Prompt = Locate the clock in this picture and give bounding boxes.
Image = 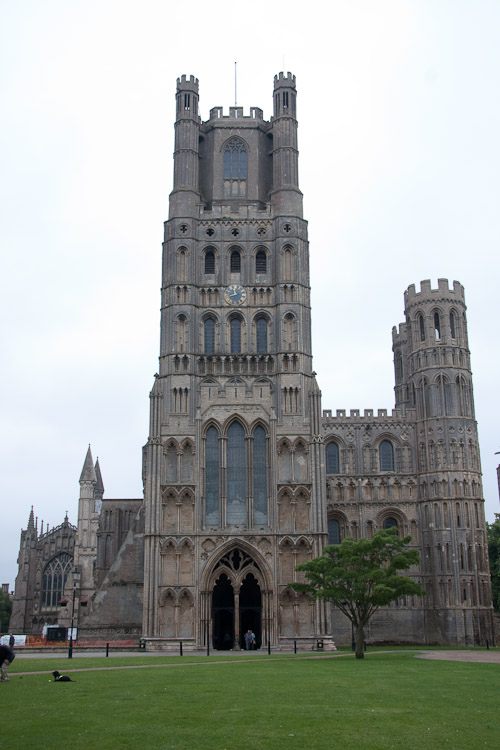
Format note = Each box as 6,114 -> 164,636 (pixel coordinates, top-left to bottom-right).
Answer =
224,284 -> 247,306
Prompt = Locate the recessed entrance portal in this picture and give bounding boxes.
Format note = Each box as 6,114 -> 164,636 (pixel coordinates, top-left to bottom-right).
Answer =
239,573 -> 261,649
211,550 -> 263,650
212,574 -> 234,650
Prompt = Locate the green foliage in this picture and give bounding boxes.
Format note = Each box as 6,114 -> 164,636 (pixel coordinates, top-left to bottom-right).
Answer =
0,587 -> 12,632
487,514 -> 500,611
2,653 -> 500,749
290,529 -> 425,658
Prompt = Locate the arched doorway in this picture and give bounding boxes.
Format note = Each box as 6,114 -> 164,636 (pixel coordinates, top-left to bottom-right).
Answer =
209,548 -> 264,650
239,573 -> 262,649
212,573 -> 234,650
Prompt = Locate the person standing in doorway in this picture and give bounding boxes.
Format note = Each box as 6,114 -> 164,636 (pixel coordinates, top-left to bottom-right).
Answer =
244,629 -> 255,650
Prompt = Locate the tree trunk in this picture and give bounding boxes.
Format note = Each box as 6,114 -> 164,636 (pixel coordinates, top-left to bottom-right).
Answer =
355,623 -> 365,659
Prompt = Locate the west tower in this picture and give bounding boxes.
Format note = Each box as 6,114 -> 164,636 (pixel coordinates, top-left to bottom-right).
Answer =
142,73 -> 332,650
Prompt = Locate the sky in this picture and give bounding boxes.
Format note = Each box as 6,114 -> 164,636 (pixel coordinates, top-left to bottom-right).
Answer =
1,0 -> 499,591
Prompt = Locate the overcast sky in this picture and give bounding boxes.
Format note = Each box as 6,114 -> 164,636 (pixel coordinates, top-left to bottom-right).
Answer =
1,0 -> 499,591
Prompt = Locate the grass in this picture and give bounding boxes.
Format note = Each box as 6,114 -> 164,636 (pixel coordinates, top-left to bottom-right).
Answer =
2,652 -> 499,749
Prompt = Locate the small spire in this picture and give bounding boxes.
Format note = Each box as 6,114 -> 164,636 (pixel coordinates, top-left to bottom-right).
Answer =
64,510 -> 69,523
95,458 -> 105,495
80,445 -> 97,483
27,506 -> 35,532
41,520 -> 44,536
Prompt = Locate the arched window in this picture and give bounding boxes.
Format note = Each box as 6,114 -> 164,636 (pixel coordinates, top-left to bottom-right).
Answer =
328,519 -> 341,545
227,422 -> 246,524
176,314 -> 187,352
256,317 -> 268,354
418,314 -> 425,341
224,139 -> 247,179
434,311 -> 441,340
42,553 -> 73,608
205,427 -> 219,525
326,442 -> 340,474
283,313 -> 295,351
379,440 -> 394,472
230,250 -> 241,272
253,426 -> 268,524
204,318 -> 215,354
256,249 -> 267,274
383,517 -> 398,532
204,250 -> 215,274
449,311 -> 456,339
177,248 -> 187,280
282,246 -> 293,280
230,317 -> 242,353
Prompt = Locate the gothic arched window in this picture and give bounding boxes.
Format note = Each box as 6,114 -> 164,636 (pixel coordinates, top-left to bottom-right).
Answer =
230,250 -> 241,273
42,553 -> 73,608
227,422 -> 246,525
434,311 -> 441,340
449,311 -> 456,339
326,442 -> 340,474
204,318 -> 215,354
283,313 -> 296,351
205,427 -> 219,525
230,317 -> 242,353
224,139 -> 247,179
256,249 -> 267,274
328,519 -> 341,545
256,317 -> 268,354
379,440 -> 394,472
418,314 -> 425,342
204,250 -> 215,274
253,426 -> 268,524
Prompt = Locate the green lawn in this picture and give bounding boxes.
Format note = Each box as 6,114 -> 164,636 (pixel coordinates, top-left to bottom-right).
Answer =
2,652 -> 499,749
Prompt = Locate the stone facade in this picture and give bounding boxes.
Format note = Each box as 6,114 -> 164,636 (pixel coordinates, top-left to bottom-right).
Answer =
10,73 -> 495,648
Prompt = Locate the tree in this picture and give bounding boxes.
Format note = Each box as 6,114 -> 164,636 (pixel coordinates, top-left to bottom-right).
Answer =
0,587 -> 12,633
487,514 -> 500,612
289,529 -> 425,659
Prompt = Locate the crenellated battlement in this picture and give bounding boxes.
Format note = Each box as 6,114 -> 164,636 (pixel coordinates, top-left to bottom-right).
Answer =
392,322 -> 408,347
176,74 -> 199,93
404,278 -> 465,309
206,106 -> 265,122
274,71 -> 296,89
322,408 -> 416,421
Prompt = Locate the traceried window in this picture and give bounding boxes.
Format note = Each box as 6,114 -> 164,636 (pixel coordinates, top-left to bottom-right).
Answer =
256,317 -> 268,354
379,440 -> 395,472
230,317 -> 242,353
42,553 -> 73,608
227,422 -> 246,525
204,318 -> 215,354
205,422 -> 268,527
224,139 -> 248,179
326,442 -> 340,474
256,249 -> 267,274
204,250 -> 215,274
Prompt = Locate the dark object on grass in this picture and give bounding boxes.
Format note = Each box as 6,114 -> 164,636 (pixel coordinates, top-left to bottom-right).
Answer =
52,670 -> 73,682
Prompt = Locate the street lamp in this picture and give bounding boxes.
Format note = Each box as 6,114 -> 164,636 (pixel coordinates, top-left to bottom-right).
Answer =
68,567 -> 80,659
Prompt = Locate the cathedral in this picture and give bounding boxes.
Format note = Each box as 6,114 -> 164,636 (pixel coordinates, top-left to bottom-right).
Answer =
10,72 -> 495,649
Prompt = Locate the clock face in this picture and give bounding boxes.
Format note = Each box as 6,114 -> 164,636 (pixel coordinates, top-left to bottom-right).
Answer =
224,284 -> 247,306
